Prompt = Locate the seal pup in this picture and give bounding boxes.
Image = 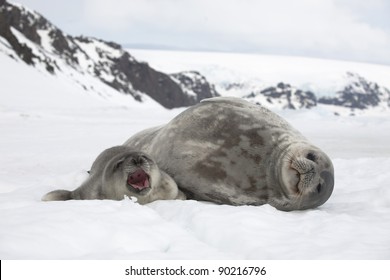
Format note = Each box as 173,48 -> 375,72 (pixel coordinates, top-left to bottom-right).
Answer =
124,97 -> 334,211
42,146 -> 186,204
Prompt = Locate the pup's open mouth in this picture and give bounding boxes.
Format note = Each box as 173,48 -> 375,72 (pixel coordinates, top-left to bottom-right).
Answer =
127,169 -> 150,192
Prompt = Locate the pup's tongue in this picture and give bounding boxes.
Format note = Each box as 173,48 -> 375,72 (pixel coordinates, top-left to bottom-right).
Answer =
127,169 -> 149,190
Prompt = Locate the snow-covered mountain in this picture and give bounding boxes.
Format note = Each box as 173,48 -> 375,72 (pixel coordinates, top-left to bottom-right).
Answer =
171,71 -> 219,102
318,72 -> 390,112
0,0 -> 218,109
242,82 -> 317,110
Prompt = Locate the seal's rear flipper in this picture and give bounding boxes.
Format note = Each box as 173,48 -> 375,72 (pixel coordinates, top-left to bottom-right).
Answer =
42,190 -> 72,201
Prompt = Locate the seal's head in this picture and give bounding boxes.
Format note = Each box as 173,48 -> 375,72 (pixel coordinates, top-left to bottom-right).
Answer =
105,151 -> 161,198
42,146 -> 184,203
276,143 -> 334,211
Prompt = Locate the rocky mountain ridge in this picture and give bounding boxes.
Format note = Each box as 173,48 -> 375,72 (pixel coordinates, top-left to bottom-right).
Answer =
318,72 -> 390,111
243,82 -> 317,110
224,71 -> 390,115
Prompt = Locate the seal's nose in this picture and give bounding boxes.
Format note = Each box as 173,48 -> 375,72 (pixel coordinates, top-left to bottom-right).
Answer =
320,170 -> 334,195
297,169 -> 334,210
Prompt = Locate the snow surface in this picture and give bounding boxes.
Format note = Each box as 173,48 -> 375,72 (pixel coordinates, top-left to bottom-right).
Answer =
1,50 -> 390,259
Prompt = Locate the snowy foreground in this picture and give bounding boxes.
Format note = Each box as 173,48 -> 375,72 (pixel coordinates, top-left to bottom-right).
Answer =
1,52 -> 390,260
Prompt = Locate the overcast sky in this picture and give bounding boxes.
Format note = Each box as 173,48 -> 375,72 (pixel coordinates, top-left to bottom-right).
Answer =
14,0 -> 390,65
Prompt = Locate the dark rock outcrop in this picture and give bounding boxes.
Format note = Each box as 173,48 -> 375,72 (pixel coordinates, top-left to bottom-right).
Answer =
0,3 -> 35,64
171,71 -> 219,103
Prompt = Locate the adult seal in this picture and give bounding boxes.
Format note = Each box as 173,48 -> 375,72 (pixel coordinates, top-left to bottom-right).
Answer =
124,97 -> 334,211
42,146 -> 186,204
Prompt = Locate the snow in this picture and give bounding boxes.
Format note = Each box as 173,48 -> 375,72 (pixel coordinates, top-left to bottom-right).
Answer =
75,38 -> 122,63
36,29 -> 54,54
1,49 -> 390,260
0,36 -> 12,50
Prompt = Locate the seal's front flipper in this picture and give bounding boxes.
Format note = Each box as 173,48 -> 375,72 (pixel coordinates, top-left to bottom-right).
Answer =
42,190 -> 72,201
176,190 -> 186,200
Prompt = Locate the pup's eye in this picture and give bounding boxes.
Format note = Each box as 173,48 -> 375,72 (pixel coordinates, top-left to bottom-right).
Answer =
114,160 -> 124,171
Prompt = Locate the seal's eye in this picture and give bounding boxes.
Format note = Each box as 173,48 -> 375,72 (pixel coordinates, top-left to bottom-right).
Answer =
114,160 -> 124,171
306,153 -> 316,162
